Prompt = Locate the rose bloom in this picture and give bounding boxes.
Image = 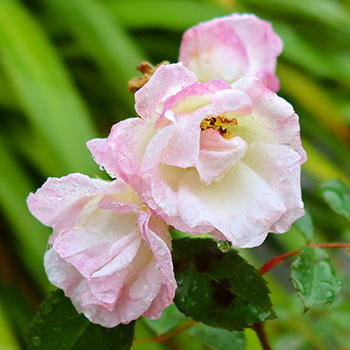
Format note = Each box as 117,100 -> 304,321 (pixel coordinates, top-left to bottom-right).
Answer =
88,63 -> 307,248
27,174 -> 176,327
179,13 -> 283,92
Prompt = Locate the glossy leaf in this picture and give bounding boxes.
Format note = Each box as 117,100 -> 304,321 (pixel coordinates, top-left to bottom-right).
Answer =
293,208 -> 314,242
290,246 -> 342,311
189,323 -> 246,350
27,289 -> 135,350
172,238 -> 275,331
319,179 -> 350,221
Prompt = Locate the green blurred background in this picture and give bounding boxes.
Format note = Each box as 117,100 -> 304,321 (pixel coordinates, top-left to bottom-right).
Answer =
0,0 -> 349,349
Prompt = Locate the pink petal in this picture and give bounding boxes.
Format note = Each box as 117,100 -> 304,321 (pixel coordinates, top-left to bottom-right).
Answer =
31,175 -> 176,327
27,174 -> 119,243
87,118 -> 154,191
197,129 -> 247,185
231,77 -> 307,162
179,14 -> 283,91
135,63 -> 198,120
158,79 -> 232,124
177,163 -> 286,247
243,141 -> 305,233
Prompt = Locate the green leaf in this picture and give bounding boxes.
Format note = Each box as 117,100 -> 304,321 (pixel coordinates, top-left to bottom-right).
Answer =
290,246 -> 342,311
189,323 -> 246,350
293,208 -> 314,241
27,289 -> 135,350
319,179 -> 350,221
172,238 -> 275,331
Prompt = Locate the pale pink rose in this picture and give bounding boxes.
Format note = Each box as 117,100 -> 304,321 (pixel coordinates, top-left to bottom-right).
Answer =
88,63 -> 307,248
179,14 -> 283,92
27,174 -> 176,327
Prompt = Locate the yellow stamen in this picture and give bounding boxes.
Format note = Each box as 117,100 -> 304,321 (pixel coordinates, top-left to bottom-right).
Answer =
200,116 -> 237,139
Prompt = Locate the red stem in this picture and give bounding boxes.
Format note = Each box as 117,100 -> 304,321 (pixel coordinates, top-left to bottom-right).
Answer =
253,322 -> 271,350
260,242 -> 350,275
134,320 -> 198,345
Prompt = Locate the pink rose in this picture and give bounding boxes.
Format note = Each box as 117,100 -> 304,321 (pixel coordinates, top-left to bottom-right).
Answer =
27,174 -> 176,327
179,14 -> 283,92
88,63 -> 307,248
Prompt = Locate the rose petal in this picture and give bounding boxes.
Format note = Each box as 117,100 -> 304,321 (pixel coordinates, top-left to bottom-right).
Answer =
179,14 -> 283,91
135,63 -> 198,120
177,162 -> 286,247
197,130 -> 247,185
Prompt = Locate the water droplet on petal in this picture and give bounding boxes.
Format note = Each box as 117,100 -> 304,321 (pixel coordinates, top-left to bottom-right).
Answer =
120,256 -> 128,267
84,309 -> 92,318
158,246 -> 166,255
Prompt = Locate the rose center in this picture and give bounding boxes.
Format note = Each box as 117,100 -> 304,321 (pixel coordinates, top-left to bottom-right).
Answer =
200,116 -> 237,139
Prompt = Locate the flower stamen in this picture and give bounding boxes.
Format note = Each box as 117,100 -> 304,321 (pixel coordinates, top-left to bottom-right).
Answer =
200,115 -> 237,139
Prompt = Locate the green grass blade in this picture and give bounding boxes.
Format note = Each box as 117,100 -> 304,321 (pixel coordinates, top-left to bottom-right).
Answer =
240,0 -> 350,34
302,139 -> 349,185
0,301 -> 21,350
0,137 -> 51,291
105,0 -> 226,31
275,23 -> 350,86
48,0 -> 147,113
277,63 -> 350,144
0,0 -> 98,177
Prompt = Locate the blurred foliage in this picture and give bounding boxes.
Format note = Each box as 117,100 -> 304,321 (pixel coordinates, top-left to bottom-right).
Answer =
0,0 -> 349,349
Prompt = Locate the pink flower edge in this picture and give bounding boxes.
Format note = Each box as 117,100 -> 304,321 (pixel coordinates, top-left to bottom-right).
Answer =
27,173 -> 176,327
179,13 -> 283,91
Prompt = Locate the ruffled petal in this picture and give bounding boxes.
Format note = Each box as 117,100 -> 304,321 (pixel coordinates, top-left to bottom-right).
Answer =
179,14 -> 283,91
231,77 -> 307,162
197,130 -> 247,185
177,163 -> 286,247
30,175 -> 176,327
135,63 -> 198,120
243,141 -> 305,233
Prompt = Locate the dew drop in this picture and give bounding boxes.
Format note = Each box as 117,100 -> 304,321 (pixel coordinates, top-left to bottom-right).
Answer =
218,240 -> 232,252
185,207 -> 199,220
158,246 -> 166,255
42,303 -> 52,315
326,291 -> 333,298
84,309 -> 92,318
32,336 -> 42,347
120,256 -> 129,267
36,318 -> 45,325
293,279 -> 304,294
53,324 -> 63,333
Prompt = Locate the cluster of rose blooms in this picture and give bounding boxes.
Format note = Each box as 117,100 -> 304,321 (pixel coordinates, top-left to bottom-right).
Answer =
27,14 -> 306,327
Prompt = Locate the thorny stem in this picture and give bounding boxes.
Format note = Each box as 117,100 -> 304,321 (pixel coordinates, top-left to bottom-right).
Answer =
253,322 -> 271,350
134,320 -> 198,345
259,242 -> 350,275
